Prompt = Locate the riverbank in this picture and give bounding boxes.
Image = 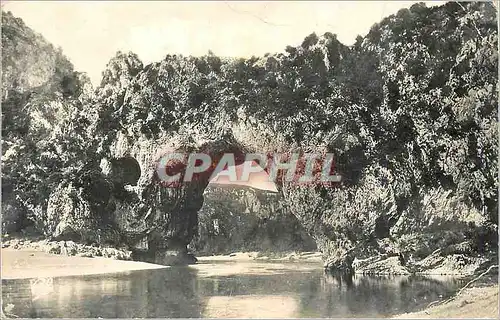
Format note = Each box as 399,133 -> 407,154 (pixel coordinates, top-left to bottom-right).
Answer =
394,285 -> 499,318
1,235 -> 323,280
1,247 -> 322,280
2,244 -> 498,318
1,249 -> 167,279
2,235 -> 495,277
2,236 -> 134,260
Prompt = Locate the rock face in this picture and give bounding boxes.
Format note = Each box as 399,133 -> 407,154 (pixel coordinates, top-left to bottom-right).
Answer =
2,2 -> 498,273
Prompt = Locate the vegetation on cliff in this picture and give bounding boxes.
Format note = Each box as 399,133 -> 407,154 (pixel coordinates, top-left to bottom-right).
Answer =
2,2 -> 497,272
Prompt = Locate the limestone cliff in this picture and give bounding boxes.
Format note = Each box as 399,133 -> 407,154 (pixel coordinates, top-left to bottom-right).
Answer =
2,10 -> 87,234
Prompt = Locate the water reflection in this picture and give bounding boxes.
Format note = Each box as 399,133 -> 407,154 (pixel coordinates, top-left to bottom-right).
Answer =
203,295 -> 299,318
30,278 -> 55,301
2,262 -> 466,318
298,272 -> 458,318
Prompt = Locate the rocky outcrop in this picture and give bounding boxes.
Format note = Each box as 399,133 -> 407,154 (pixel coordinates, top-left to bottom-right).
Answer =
353,255 -> 410,275
45,181 -> 120,244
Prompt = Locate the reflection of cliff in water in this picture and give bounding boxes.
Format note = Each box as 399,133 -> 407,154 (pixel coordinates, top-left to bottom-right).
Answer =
196,267 -> 466,318
2,264 -> 466,318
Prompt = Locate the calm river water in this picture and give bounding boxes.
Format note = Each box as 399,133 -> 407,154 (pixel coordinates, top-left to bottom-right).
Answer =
2,260 -> 466,318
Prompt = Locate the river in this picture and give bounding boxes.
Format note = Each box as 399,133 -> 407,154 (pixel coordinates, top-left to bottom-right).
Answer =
2,260 -> 466,318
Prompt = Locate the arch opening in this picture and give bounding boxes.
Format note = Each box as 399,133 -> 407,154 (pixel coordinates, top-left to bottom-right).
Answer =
110,157 -> 141,186
209,160 -> 278,192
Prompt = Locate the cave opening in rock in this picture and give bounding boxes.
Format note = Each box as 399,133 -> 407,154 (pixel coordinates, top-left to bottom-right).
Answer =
188,160 -> 317,256
110,157 -> 141,186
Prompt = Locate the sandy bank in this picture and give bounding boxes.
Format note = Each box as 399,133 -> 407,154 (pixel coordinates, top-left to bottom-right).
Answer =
1,249 -> 167,280
192,251 -> 323,277
196,251 -> 323,263
394,285 -> 499,319
192,260 -> 320,278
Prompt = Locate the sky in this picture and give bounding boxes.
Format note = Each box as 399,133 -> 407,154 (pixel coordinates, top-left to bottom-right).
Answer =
210,161 -> 278,192
3,1 -> 446,86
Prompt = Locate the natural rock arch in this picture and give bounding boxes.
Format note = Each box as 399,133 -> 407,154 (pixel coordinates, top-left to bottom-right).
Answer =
86,4 -> 499,272
90,35 -> 369,271
103,122 -> 354,272
106,131 -> 256,264
109,157 -> 142,186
